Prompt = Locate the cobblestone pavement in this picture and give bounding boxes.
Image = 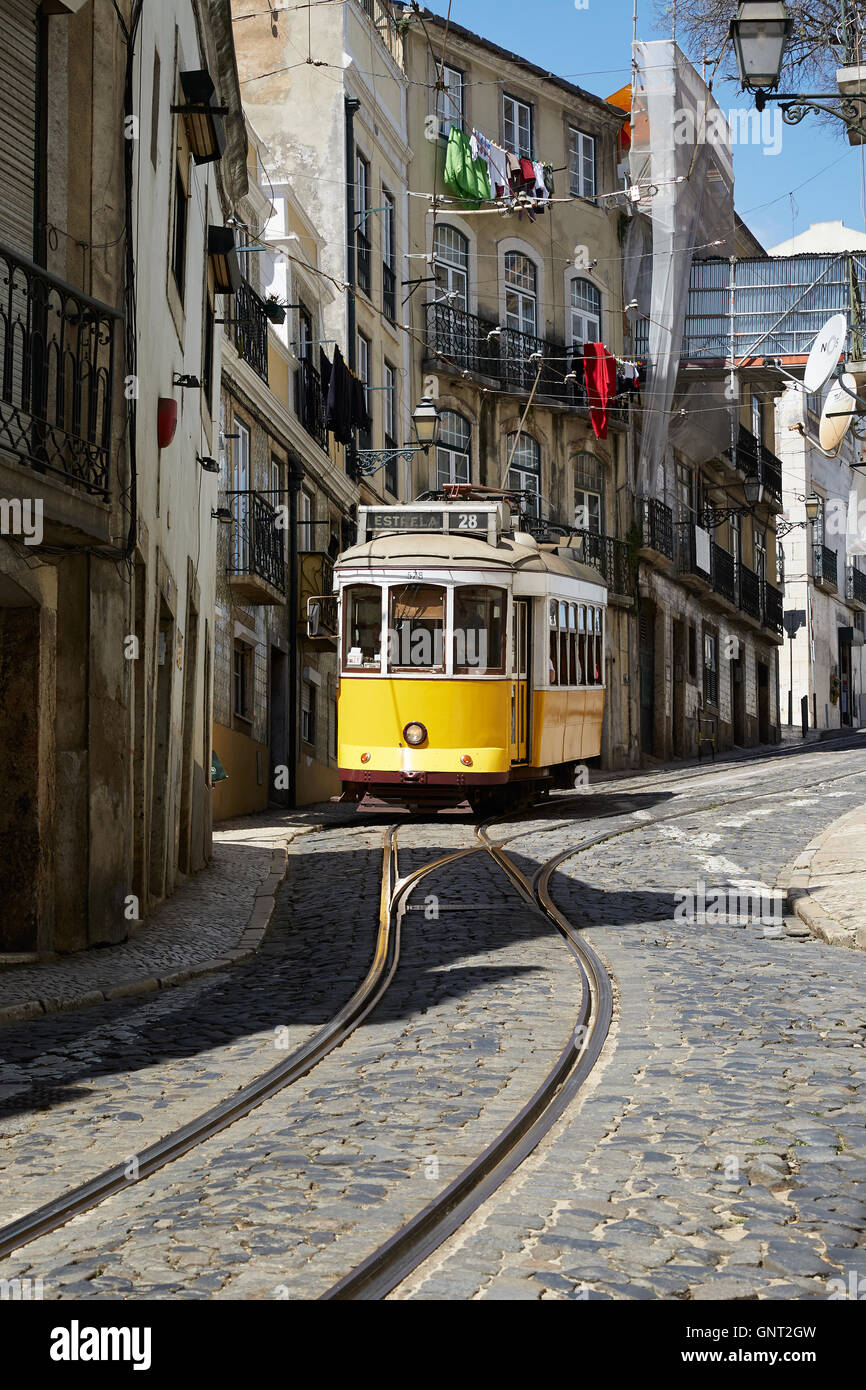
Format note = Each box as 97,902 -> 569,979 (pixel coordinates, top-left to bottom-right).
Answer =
1,739 -> 865,1300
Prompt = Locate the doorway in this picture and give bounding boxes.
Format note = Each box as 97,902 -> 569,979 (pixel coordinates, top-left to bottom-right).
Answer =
731,650 -> 746,745
510,599 -> 529,764
839,633 -> 853,727
639,606 -> 655,756
149,598 -> 174,903
672,619 -> 686,757
756,660 -> 770,744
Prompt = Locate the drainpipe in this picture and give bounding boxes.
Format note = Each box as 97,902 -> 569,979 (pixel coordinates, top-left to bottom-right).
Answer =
345,96 -> 361,482
287,456 -> 304,809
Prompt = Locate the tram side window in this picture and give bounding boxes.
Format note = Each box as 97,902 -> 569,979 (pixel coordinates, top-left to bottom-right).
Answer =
558,602 -> 569,689
549,599 -> 558,685
344,585 -> 382,671
595,607 -> 603,685
454,586 -> 506,674
578,605 -> 587,687
389,584 -> 446,671
568,604 -> 578,686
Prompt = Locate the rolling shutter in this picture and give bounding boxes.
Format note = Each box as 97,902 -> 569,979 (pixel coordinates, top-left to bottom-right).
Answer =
0,0 -> 39,257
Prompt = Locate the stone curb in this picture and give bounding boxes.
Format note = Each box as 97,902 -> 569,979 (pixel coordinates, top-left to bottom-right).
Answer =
0,816 -> 354,1028
776,810 -> 866,952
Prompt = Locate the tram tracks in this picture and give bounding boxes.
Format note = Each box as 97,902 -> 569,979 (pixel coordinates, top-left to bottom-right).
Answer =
1,754 -> 864,1279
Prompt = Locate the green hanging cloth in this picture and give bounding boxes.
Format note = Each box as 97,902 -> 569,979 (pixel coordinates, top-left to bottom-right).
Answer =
443,125 -> 491,207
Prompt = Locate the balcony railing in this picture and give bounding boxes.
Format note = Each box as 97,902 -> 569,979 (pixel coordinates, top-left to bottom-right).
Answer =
848,564 -> 866,606
297,358 -> 327,452
574,530 -> 635,596
228,490 -> 286,598
640,497 -> 674,560
223,278 -> 269,383
356,228 -> 371,296
0,242 -> 118,496
357,0 -> 405,64
814,544 -> 838,589
677,521 -> 712,584
764,581 -> 784,636
727,424 -> 783,505
425,303 -> 628,420
712,542 -> 736,604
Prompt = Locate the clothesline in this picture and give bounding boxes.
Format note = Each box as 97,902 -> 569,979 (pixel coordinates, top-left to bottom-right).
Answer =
442,124 -> 556,219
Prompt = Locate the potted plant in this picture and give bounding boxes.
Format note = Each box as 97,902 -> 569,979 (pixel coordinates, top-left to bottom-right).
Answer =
264,296 -> 286,325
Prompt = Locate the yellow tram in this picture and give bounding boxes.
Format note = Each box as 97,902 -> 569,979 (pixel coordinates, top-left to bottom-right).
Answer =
332,495 -> 607,810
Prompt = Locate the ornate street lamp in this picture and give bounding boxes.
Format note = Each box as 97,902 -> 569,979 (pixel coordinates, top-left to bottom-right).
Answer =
743,474 -> 766,507
355,397 -> 441,476
730,1 -> 792,93
804,492 -> 822,524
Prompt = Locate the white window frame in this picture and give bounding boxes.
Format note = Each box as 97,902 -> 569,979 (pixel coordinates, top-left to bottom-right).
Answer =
568,127 -> 597,198
436,410 -> 471,488
506,433 -> 541,519
503,93 -> 532,159
438,64 -> 464,138
570,277 -> 602,349
505,251 -> 538,338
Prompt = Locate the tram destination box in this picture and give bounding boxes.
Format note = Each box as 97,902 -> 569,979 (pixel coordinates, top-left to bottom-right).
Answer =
359,502 -> 508,547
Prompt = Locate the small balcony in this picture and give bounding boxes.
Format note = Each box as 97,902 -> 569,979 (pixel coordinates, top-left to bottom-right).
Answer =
708,542 -> 736,608
0,242 -> 118,537
677,521 -> 712,590
297,358 -> 327,452
814,543 -> 838,591
226,490 -> 286,604
638,497 -> 674,567
728,424 -> 783,507
573,530 -> 635,600
739,562 -> 762,623
223,278 -> 269,383
763,581 -> 784,637
848,563 -> 866,610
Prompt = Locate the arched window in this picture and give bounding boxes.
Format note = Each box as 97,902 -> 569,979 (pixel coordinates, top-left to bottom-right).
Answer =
507,432 -> 541,519
505,251 -> 537,337
433,225 -> 469,308
573,451 -> 604,534
436,410 -> 471,488
570,278 -> 602,348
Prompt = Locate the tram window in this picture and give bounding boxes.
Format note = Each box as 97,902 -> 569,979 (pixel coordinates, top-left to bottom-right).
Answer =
559,620 -> 569,689
578,605 -> 587,687
389,584 -> 446,671
568,604 -> 578,686
343,585 -> 382,671
549,604 -> 558,685
454,586 -> 506,673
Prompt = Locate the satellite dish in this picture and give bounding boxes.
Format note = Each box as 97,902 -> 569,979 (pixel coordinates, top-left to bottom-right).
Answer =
804,314 -> 848,393
819,373 -> 858,453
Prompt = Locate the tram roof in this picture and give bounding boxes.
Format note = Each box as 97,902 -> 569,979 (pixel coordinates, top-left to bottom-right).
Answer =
335,532 -> 607,589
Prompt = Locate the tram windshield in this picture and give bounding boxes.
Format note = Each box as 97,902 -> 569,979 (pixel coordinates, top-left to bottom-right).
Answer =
343,585 -> 382,670
388,584 -> 446,671
453,586 -> 506,674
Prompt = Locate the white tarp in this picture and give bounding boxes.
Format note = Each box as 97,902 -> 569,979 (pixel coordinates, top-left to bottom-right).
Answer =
630,41 -> 736,498
847,467 -> 866,555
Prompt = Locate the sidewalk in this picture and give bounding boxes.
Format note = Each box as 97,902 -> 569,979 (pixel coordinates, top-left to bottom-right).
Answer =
781,806 -> 866,952
0,805 -> 349,1027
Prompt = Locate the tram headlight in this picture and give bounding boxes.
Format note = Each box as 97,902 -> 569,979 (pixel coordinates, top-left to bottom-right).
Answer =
403,721 -> 427,747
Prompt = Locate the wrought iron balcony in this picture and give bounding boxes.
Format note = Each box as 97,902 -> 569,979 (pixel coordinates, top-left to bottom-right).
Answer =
848,563 -> 866,607
677,521 -> 713,586
223,278 -> 269,382
226,490 -> 286,604
639,497 -> 674,562
814,543 -> 838,589
0,242 -> 118,497
573,530 -> 635,597
297,358 -> 327,452
763,581 -> 784,636
739,562 -> 762,621
725,425 -> 783,505
711,543 -> 736,605
425,303 -> 628,421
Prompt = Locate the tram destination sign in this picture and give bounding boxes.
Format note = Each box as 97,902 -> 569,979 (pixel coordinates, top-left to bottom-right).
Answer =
368,510 -> 445,531
359,503 -> 503,547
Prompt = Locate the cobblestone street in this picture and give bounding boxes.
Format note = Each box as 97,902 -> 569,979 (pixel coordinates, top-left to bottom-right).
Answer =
1,738 -> 865,1303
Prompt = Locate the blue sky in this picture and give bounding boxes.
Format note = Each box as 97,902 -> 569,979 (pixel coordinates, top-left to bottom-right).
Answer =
423,0 -> 866,250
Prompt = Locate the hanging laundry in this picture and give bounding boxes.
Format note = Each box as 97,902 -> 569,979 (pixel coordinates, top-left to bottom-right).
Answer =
518,156 -> 535,188
583,342 -> 617,441
505,150 -> 522,193
543,163 -> 555,197
486,142 -> 511,202
443,125 -> 491,206
324,345 -> 355,446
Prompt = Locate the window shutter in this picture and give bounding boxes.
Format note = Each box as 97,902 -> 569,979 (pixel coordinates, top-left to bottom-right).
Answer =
0,0 -> 39,257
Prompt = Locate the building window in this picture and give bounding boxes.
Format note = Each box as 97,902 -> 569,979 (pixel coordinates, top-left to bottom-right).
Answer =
383,360 -> 397,497
507,432 -> 540,519
201,294 -> 215,410
233,642 -> 251,721
503,93 -> 532,158
382,188 -> 396,320
505,251 -> 537,337
356,152 -> 371,295
438,64 -> 464,138
433,224 -> 469,308
232,420 -> 251,574
297,303 -> 313,361
300,486 -> 314,552
570,278 -> 602,349
568,127 -> 596,198
703,629 -> 718,707
573,453 -> 604,533
150,50 -> 161,170
676,461 -> 696,525
357,331 -> 371,450
751,391 -> 764,445
436,410 -> 471,488
171,155 -> 189,300
754,526 -> 767,584
301,678 -> 316,746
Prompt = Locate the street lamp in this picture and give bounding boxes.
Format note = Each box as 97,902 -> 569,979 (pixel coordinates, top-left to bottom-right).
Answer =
743,474 -> 765,507
354,398 -> 441,476
730,1 -> 792,93
804,492 -> 822,524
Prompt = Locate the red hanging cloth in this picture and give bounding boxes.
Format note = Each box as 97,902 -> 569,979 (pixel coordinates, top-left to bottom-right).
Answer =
583,342 -> 617,440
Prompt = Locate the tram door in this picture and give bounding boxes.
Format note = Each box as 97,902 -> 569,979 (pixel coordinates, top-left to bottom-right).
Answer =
511,600 -> 530,763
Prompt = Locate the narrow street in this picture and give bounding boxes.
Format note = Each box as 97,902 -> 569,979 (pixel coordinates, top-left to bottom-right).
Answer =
2,737 -> 864,1302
